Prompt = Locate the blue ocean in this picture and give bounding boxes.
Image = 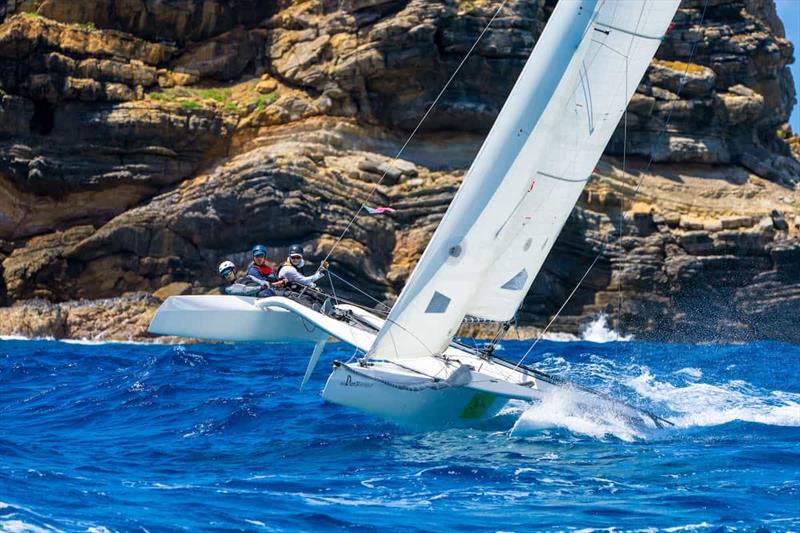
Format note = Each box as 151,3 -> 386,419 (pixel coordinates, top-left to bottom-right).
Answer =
2,325 -> 799,531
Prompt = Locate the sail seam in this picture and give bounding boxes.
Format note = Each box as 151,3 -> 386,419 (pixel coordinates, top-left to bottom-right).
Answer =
536,171 -> 591,183
594,21 -> 664,41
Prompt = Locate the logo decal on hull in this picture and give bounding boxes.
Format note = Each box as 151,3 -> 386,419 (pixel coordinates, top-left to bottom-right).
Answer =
342,374 -> 374,388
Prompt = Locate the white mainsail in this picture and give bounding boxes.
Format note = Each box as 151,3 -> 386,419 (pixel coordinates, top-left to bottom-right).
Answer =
369,0 -> 681,360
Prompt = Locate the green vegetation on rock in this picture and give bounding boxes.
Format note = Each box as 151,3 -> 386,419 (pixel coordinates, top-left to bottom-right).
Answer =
147,80 -> 278,116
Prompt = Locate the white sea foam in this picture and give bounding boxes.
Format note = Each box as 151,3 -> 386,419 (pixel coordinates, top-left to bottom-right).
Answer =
511,387 -> 645,442
673,367 -> 703,379
541,331 -> 579,342
0,520 -> 59,533
580,313 -> 632,343
0,335 -> 172,346
663,522 -> 713,532
302,494 -> 430,509
627,370 -> 800,428
0,335 -> 56,342
512,346 -> 800,440
61,338 -> 154,346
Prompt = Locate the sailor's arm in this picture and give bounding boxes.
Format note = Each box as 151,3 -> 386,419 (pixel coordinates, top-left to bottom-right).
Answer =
282,266 -> 324,287
224,283 -> 260,296
245,274 -> 272,287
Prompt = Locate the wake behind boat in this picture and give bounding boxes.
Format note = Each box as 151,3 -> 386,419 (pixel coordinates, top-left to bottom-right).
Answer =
148,0 -> 680,430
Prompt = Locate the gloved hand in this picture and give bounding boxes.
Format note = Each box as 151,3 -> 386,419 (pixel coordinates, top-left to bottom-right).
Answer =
319,260 -> 329,272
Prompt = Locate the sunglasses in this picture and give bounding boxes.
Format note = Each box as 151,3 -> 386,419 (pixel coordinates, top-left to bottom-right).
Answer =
253,253 -> 266,258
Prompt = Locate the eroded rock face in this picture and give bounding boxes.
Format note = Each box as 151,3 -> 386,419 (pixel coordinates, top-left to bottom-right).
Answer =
0,0 -> 798,342
2,0 -> 284,43
0,292 -> 161,340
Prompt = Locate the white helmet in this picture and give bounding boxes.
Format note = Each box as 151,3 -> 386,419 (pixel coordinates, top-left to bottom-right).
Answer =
218,260 -> 237,277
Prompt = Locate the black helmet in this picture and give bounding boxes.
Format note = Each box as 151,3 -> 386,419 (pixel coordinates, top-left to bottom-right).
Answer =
288,244 -> 304,257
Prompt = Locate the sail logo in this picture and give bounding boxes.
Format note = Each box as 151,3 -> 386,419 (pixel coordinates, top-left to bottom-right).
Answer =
343,374 -> 373,388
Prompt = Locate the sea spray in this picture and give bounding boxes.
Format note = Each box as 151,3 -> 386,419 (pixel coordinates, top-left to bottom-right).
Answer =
579,313 -> 633,343
510,386 -> 646,442
627,368 -> 800,428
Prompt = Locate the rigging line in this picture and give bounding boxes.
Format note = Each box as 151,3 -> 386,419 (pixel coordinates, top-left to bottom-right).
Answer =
319,0 -> 510,266
513,0 -> 711,370
513,246 -> 605,370
327,271 -> 339,305
328,270 -> 391,311
617,40 -> 631,356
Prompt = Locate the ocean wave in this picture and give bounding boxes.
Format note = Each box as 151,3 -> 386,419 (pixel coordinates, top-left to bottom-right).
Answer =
579,313 -> 633,343
0,335 -> 164,346
627,370 -> 800,428
510,387 -> 647,442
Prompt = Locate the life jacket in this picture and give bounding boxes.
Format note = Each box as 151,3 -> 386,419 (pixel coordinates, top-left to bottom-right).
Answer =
251,264 -> 274,276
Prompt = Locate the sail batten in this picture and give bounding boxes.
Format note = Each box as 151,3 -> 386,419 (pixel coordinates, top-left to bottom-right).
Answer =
368,0 -> 681,360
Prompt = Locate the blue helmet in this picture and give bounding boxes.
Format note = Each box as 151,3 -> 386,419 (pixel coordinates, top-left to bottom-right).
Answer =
251,244 -> 268,258
288,244 -> 304,257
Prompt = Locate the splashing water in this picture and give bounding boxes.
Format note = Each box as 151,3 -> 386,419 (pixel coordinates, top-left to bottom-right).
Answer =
628,369 -> 800,428
580,313 -> 633,343
511,387 -> 647,442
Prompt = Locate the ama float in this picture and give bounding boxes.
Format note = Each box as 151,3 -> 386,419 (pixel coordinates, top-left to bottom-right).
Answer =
149,0 -> 680,428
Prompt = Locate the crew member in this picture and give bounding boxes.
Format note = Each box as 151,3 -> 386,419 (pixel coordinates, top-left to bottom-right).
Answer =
246,244 -> 282,285
278,244 -> 328,289
218,260 -> 275,297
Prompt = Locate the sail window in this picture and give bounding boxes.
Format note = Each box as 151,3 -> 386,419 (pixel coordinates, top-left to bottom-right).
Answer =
425,291 -> 451,313
501,269 -> 528,291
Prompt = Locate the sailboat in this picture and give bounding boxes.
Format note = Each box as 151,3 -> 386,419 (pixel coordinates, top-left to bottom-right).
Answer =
149,0 -> 680,427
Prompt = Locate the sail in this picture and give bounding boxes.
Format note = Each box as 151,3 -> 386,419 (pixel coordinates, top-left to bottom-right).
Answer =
369,0 -> 681,360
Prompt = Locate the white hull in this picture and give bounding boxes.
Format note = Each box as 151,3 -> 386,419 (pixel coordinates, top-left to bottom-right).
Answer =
322,363 -> 509,427
148,295 -> 330,343
322,354 -> 668,429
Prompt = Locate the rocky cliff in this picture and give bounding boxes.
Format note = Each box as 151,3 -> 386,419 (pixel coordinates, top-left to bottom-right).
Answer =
0,0 -> 798,342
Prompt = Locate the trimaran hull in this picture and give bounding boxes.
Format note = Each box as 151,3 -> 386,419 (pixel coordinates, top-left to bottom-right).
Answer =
148,295 -> 330,343
323,363 -> 509,427
148,295 -> 669,428
322,353 -> 668,430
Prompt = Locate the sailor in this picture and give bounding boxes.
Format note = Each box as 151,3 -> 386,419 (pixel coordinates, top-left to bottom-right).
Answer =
218,260 -> 275,297
246,244 -> 282,285
278,244 -> 328,290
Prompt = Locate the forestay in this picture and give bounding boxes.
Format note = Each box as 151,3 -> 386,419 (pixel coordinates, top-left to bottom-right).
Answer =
369,0 -> 681,360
